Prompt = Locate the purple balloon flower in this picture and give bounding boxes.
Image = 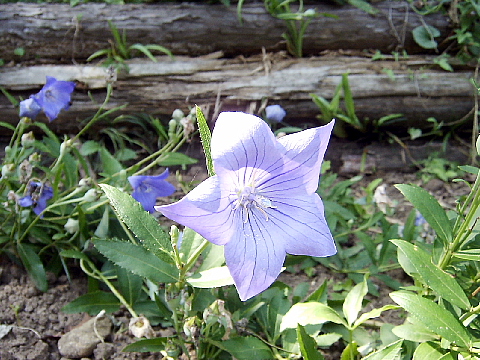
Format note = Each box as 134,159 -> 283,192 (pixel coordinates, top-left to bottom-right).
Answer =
19,76 -> 76,121
18,181 -> 54,217
156,112 -> 336,301
128,169 -> 176,213
265,104 -> 286,123
19,97 -> 42,119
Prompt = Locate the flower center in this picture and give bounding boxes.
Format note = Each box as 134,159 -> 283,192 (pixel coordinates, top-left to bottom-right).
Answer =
234,184 -> 275,222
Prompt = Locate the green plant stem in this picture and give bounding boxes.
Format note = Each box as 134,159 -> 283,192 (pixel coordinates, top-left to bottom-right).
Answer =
71,83 -> 114,143
80,258 -> 138,317
438,171 -> 480,270
183,239 -> 210,277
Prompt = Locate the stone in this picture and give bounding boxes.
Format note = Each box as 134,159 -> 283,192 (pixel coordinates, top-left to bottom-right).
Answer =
57,316 -> 112,358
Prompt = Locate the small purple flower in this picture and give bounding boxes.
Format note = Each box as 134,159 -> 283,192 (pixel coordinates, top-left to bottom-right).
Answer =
265,105 -> 286,123
19,97 -> 42,119
19,76 -> 76,121
128,169 -> 176,213
156,112 -> 336,301
18,181 -> 54,217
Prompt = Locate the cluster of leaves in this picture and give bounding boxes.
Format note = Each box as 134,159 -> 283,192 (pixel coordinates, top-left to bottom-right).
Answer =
0,85 -> 196,292
311,73 -> 404,137
87,20 -> 173,71
410,0 -> 480,66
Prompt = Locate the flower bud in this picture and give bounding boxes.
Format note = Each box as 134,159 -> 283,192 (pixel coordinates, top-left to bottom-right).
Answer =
168,119 -> 178,138
171,109 -> 185,121
78,178 -> 92,189
21,132 -> 36,148
1,164 -> 15,179
82,188 -> 99,202
64,218 -> 79,234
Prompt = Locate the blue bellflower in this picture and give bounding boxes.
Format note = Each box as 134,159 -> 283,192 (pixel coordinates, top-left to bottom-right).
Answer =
157,112 -> 336,300
18,181 -> 54,217
19,76 -> 76,121
128,169 -> 176,213
265,104 -> 287,123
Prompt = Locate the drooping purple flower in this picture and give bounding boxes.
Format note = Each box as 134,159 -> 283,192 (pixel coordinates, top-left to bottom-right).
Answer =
18,181 -> 54,217
265,104 -> 286,123
19,97 -> 42,119
128,169 -> 176,213
35,76 -> 76,121
156,112 -> 336,301
19,76 -> 76,121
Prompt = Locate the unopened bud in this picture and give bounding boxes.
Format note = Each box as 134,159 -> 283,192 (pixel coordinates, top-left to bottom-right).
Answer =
64,218 -> 79,234
1,164 -> 15,179
21,132 -> 35,148
82,188 -> 99,202
171,109 -> 185,121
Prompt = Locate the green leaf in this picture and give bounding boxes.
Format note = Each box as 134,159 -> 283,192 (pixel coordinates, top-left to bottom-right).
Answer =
197,242 -> 225,271
392,320 -> 438,342
62,290 -> 121,314
60,249 -> 90,262
17,243 -> 47,292
211,336 -> 273,359
362,340 -> 403,360
395,184 -> 453,244
354,304 -> 399,328
157,152 -> 198,166
196,105 -> 215,176
122,337 -> 168,352
343,276 -> 368,327
179,227 -> 206,263
187,266 -> 234,288
280,302 -> 346,332
100,184 -> 174,262
99,147 -> 124,176
116,266 -> 143,306
413,25 -> 440,49
297,324 -> 325,360
80,140 -> 101,156
123,338 -> 168,352
390,291 -> 471,348
392,240 -> 470,310
95,240 -> 179,283
340,342 -> 359,360
413,341 -> 449,360
454,249 -> 480,261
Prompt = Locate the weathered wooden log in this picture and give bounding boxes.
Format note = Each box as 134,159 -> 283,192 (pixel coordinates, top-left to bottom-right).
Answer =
0,54 -> 474,134
1,1 -> 450,62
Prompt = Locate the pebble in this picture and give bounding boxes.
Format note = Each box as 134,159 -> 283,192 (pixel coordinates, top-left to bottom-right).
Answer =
57,316 -> 112,358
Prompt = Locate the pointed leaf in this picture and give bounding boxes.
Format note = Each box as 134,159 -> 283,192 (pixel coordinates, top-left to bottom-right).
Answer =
392,240 -> 470,310
157,152 -> 198,166
395,184 -> 453,244
211,336 -> 273,360
392,321 -> 438,342
196,105 -> 214,176
62,290 -> 121,314
343,276 -> 368,327
354,304 -> 400,328
390,291 -> 471,348
17,243 -> 47,292
123,337 -> 168,352
413,341 -> 449,360
187,266 -> 234,288
100,184 -> 174,262
297,324 -> 325,360
116,266 -> 143,306
99,146 -> 123,176
280,302 -> 346,332
95,240 -> 179,283
362,340 -> 403,360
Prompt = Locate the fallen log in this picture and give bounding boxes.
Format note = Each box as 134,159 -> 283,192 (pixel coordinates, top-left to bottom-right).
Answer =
1,1 -> 450,62
0,54 -> 474,134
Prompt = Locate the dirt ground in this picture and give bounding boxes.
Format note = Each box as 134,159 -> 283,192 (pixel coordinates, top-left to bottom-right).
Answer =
0,139 -> 473,360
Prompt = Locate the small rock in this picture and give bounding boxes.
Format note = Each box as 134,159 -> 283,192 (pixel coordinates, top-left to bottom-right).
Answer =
93,342 -> 115,360
58,316 -> 112,358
